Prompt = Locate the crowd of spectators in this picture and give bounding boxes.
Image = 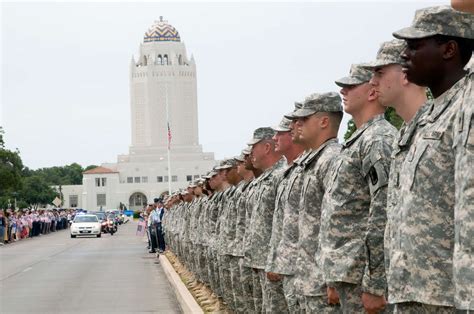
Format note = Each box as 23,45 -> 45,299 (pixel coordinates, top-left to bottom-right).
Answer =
0,209 -> 74,245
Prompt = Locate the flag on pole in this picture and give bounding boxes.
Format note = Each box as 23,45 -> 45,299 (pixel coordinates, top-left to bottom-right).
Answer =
167,122 -> 172,150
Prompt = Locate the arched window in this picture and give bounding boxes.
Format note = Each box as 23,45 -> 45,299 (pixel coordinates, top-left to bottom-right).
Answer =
163,55 -> 168,65
156,54 -> 162,65
178,55 -> 183,65
143,55 -> 147,66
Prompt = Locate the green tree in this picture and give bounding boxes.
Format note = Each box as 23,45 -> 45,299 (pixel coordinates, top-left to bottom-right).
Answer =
0,147 -> 24,196
19,175 -> 57,206
0,126 -> 4,148
84,164 -> 98,172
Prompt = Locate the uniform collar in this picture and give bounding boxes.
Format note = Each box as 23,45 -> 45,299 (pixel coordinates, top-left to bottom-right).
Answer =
343,114 -> 385,148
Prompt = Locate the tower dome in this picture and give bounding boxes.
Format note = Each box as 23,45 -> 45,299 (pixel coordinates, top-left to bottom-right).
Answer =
144,17 -> 181,43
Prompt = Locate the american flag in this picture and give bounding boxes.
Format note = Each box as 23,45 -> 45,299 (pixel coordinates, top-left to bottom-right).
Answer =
167,122 -> 172,150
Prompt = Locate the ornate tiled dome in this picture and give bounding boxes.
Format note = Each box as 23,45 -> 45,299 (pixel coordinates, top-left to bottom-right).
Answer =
144,17 -> 181,43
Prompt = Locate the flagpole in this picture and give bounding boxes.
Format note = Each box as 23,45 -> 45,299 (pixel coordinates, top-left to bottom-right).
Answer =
165,83 -> 172,195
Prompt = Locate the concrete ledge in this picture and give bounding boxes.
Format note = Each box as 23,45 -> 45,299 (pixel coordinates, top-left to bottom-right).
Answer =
160,254 -> 204,314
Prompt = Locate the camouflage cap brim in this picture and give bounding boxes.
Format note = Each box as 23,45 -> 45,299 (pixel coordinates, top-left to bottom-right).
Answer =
292,108 -> 317,118
272,125 -> 290,132
242,147 -> 251,155
283,111 -> 297,120
215,164 -> 232,170
234,154 -> 245,162
334,76 -> 368,87
247,138 -> 262,146
360,60 -> 397,70
393,26 -> 438,40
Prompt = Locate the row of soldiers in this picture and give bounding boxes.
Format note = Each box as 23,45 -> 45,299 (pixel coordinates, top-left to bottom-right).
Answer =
162,6 -> 473,314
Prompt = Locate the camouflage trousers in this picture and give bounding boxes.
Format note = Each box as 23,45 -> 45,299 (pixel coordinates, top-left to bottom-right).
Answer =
251,268 -> 264,313
304,295 -> 342,314
196,244 -> 208,284
393,302 -> 459,314
206,246 -> 221,297
282,275 -> 301,313
263,273 -> 289,314
218,254 -> 234,310
229,256 -> 245,313
239,258 -> 256,313
183,241 -> 193,269
332,282 -> 365,314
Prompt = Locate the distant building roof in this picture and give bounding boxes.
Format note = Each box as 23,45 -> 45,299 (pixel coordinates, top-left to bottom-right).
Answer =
83,166 -> 118,175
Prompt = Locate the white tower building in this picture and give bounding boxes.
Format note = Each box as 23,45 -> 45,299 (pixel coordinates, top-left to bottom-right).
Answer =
59,18 -> 216,211
129,16 -> 200,154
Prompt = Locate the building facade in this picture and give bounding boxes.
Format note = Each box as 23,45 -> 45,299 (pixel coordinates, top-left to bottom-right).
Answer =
60,18 -> 216,211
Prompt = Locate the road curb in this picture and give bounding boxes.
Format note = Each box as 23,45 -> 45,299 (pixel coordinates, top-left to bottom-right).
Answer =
159,254 -> 204,314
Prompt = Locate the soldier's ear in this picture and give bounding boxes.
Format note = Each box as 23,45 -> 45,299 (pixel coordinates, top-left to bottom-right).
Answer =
319,115 -> 329,129
368,86 -> 378,102
441,39 -> 458,61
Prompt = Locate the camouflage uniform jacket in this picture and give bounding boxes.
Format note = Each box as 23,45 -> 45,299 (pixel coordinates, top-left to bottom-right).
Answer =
242,177 -> 264,266
245,158 -> 285,269
453,71 -> 473,310
231,179 -> 253,257
294,139 -> 341,296
208,191 -> 225,250
385,103 -> 429,274
200,196 -> 212,247
321,115 -> 396,296
388,72 -> 472,306
217,185 -> 238,255
186,199 -> 198,243
221,181 -> 248,256
266,151 -> 311,274
190,197 -> 205,245
180,202 -> 191,242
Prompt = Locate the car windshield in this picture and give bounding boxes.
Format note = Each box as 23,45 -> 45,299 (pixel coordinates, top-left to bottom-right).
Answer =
93,213 -> 106,220
74,216 -> 98,223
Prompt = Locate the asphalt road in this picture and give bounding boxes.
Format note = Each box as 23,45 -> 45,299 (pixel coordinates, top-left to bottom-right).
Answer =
0,220 -> 181,314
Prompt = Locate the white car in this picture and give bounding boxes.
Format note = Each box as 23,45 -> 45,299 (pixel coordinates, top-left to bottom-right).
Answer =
70,214 -> 102,238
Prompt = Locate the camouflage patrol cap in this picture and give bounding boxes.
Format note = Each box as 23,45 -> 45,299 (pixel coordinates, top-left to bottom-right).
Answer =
215,158 -> 238,170
393,6 -> 474,40
272,116 -> 292,132
188,182 -> 197,188
335,64 -> 372,87
362,39 -> 406,70
247,127 -> 275,146
284,101 -> 304,119
234,154 -> 245,162
292,92 -> 343,118
242,146 -> 251,155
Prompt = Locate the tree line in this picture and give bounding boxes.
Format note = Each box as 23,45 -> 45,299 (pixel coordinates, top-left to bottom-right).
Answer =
0,127 -> 96,209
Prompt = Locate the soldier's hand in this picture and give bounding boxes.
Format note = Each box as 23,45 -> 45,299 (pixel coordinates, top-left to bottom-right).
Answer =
327,286 -> 340,305
361,292 -> 386,314
266,272 -> 282,282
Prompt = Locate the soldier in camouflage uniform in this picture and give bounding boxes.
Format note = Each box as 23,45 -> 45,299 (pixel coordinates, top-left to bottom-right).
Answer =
192,179 -> 209,287
239,147 -> 264,313
230,151 -> 255,313
243,127 -> 285,313
285,92 -> 344,314
215,158 -> 241,310
362,39 -> 429,312
320,64 -> 397,313
386,6 -> 474,313
264,114 -> 305,314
